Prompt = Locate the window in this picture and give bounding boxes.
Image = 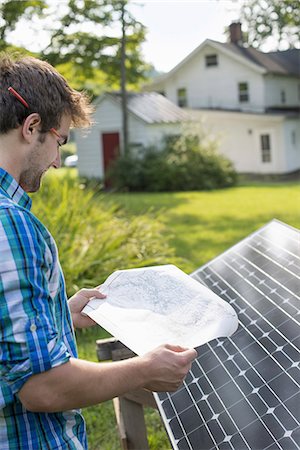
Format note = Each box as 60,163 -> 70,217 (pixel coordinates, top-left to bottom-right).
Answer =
281,90 -> 286,104
177,88 -> 187,107
291,130 -> 296,146
260,134 -> 271,163
238,82 -> 249,102
205,54 -> 218,67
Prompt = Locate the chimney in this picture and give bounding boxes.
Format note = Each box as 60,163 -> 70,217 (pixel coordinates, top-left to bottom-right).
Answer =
229,22 -> 243,45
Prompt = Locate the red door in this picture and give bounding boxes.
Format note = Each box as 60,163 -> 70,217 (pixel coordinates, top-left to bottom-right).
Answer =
102,132 -> 120,186
102,132 -> 120,172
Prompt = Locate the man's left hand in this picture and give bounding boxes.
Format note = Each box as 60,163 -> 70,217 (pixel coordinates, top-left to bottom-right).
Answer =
68,288 -> 106,329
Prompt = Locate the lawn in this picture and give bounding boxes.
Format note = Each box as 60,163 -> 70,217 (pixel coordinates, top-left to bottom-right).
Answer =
74,180 -> 299,450
108,182 -> 300,273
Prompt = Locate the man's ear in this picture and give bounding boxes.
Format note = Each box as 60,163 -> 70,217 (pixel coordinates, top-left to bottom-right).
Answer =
22,113 -> 42,143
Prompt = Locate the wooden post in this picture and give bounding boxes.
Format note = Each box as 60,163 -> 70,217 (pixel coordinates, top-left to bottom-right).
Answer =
114,396 -> 149,450
96,338 -> 158,450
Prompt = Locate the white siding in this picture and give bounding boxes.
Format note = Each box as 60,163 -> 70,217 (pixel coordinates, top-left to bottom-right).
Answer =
76,98 -> 151,178
265,75 -> 300,109
138,123 -> 183,148
152,44 -> 265,112
282,118 -> 300,172
75,96 -> 186,178
189,110 -> 291,174
76,98 -> 123,178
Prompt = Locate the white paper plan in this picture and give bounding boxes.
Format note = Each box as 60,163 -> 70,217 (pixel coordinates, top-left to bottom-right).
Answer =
82,265 -> 239,355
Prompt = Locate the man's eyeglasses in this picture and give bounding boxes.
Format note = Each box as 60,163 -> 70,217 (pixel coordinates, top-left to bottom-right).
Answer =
7,86 -> 67,147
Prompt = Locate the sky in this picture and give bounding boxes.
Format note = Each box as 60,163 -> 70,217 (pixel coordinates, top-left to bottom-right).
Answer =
127,0 -> 245,72
9,0 -> 246,73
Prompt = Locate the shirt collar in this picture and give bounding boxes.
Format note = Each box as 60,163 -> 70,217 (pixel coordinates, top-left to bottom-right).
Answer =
0,167 -> 32,210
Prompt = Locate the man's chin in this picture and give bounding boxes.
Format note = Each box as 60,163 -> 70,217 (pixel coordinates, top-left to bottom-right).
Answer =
20,174 -> 43,193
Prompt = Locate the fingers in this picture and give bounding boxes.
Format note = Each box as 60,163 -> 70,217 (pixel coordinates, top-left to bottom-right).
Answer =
165,344 -> 189,352
182,348 -> 198,362
142,344 -> 198,393
164,344 -> 198,362
79,288 -> 106,299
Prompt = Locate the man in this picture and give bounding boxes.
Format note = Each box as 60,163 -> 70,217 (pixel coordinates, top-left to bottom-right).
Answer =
0,54 -> 197,449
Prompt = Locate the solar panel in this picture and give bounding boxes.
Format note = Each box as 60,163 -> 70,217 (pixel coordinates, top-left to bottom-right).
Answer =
155,220 -> 300,449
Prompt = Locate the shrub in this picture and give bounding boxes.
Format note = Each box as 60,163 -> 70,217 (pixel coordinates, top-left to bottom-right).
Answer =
31,172 -> 178,295
108,132 -> 237,191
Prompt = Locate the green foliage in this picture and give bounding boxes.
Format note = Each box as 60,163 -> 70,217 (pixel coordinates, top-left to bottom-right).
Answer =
0,0 -> 47,48
42,0 -> 149,90
240,0 -> 300,49
108,132 -> 237,192
31,171 -> 178,296
0,0 -> 150,96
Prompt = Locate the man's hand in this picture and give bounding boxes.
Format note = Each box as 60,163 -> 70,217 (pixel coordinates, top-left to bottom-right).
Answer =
18,344 -> 198,412
68,288 -> 106,329
142,344 -> 198,392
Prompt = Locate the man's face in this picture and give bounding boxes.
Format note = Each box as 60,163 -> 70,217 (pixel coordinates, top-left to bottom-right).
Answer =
19,114 -> 71,193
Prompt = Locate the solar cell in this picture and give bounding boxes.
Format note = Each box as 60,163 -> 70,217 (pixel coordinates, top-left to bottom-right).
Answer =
155,220 -> 300,449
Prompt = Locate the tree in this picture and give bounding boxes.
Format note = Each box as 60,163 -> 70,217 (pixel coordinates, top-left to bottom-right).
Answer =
0,0 -> 149,96
0,0 -> 47,50
240,0 -> 300,49
42,0 -> 148,90
120,1 -> 129,153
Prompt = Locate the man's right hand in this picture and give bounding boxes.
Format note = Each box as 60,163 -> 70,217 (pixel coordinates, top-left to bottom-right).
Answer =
141,344 -> 198,392
18,344 -> 198,413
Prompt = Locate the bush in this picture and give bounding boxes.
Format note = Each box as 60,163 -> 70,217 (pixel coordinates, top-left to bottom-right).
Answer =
31,172 -> 178,295
108,133 -> 237,191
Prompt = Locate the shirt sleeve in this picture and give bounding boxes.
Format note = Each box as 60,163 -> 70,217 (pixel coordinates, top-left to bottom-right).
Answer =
0,206 -> 71,397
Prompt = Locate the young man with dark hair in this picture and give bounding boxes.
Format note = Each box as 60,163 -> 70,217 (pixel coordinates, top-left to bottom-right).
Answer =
0,54 -> 197,449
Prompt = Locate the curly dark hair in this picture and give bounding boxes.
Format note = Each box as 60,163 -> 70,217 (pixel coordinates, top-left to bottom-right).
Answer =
0,53 -> 94,133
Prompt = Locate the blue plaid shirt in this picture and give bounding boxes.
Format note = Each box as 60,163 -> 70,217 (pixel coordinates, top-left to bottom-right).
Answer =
0,168 -> 87,449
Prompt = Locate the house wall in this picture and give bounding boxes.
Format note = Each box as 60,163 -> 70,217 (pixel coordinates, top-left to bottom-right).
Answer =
76,98 -> 148,178
265,75 -> 300,109
137,123 -> 183,148
282,118 -> 300,172
76,98 -> 120,178
152,43 -> 265,112
189,110 -> 295,174
75,97 -> 185,178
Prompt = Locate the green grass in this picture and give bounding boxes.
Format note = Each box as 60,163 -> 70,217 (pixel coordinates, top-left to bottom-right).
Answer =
74,181 -> 300,450
107,183 -> 300,273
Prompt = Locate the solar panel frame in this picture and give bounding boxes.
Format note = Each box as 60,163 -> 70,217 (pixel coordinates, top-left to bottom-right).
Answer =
154,219 -> 300,450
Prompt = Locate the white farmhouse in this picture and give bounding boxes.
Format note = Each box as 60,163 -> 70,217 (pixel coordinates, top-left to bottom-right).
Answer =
75,91 -> 190,180
76,23 -> 299,177
148,23 -> 300,175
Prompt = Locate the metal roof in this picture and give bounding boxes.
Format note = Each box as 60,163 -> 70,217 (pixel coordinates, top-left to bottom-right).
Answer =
107,92 -> 191,124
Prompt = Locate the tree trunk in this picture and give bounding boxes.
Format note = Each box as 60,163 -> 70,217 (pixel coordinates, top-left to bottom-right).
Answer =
121,1 -> 129,154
